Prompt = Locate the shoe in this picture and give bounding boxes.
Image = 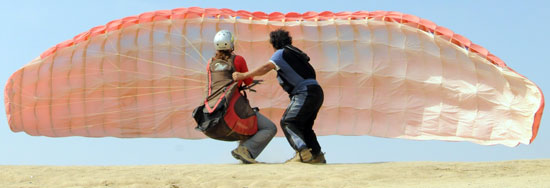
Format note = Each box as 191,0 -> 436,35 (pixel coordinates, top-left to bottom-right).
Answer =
285,149 -> 326,164
298,148 -> 313,163
231,146 -> 258,164
284,151 -> 302,163
308,152 -> 326,164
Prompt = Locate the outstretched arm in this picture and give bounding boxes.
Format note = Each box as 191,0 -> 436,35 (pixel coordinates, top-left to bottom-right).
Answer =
232,62 -> 276,81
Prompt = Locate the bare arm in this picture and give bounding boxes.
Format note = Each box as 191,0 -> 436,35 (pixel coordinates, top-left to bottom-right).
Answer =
232,62 -> 275,81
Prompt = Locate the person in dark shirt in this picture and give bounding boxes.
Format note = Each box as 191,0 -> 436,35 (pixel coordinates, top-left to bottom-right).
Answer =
233,29 -> 325,164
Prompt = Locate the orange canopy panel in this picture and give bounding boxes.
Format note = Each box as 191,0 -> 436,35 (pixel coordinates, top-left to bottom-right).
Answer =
4,7 -> 544,146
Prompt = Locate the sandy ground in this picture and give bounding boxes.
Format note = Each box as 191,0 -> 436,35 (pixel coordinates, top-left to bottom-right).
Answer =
1,159 -> 549,188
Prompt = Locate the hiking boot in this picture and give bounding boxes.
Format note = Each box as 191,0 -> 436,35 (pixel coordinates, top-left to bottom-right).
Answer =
284,151 -> 302,163
297,148 -> 313,163
284,149 -> 327,164
307,152 -> 326,164
231,146 -> 258,164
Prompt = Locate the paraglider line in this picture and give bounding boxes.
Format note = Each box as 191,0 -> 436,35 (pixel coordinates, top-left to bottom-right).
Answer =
65,103 -> 195,131
10,86 -> 202,110
115,53 -> 204,73
139,26 -> 209,65
15,92 -> 201,122
83,47 -> 204,74
49,66 -> 206,83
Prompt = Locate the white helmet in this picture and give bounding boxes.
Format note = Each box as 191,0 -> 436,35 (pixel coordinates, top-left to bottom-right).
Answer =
213,30 -> 234,50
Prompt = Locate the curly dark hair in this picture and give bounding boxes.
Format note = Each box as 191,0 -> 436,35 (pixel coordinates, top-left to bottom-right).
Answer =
269,29 -> 292,49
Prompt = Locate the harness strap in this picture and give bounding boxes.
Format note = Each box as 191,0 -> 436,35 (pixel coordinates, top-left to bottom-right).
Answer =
204,55 -> 239,113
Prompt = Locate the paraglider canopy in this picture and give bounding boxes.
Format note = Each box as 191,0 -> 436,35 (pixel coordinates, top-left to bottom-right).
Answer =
3,7 -> 544,147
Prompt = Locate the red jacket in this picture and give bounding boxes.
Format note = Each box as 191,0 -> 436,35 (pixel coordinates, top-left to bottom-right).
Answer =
233,55 -> 253,86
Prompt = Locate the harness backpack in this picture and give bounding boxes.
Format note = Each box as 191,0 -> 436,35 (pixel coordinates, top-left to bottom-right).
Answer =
192,55 -> 258,141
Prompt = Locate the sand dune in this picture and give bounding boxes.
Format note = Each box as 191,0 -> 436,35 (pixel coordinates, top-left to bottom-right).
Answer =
1,160 -> 549,188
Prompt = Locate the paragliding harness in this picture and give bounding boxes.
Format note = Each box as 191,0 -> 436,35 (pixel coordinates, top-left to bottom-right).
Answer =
192,55 -> 260,141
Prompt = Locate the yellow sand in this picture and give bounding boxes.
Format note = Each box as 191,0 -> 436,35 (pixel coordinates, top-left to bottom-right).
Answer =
1,160 -> 549,188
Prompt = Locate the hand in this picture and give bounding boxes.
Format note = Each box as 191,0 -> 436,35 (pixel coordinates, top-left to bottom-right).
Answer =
232,72 -> 246,81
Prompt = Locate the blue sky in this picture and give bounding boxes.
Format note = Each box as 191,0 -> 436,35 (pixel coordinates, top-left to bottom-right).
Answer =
0,0 -> 548,165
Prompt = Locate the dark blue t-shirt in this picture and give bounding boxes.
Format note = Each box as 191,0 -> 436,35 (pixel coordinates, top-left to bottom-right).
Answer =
270,45 -> 318,94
